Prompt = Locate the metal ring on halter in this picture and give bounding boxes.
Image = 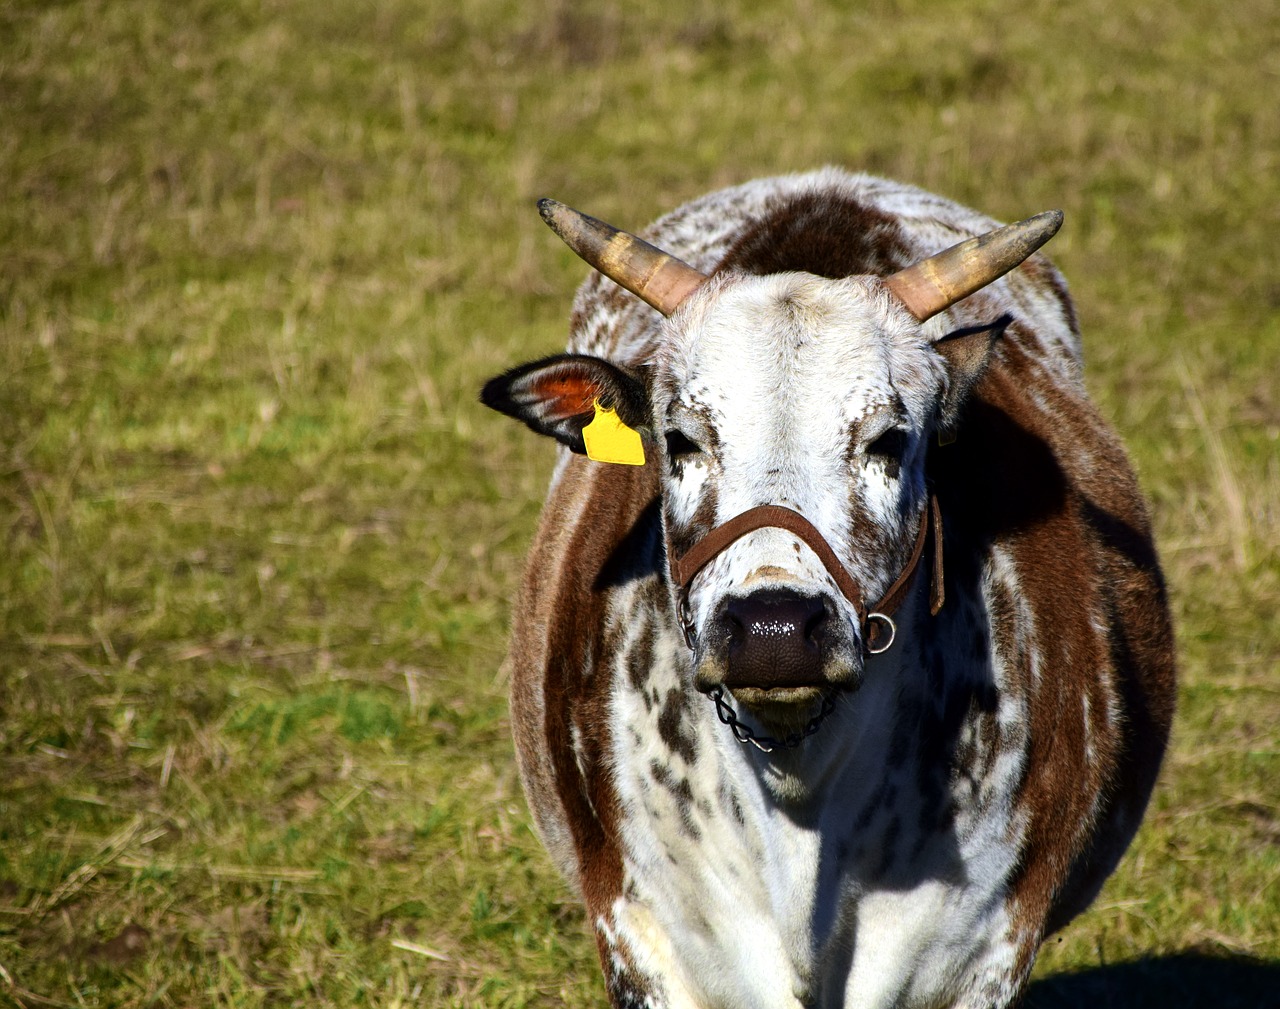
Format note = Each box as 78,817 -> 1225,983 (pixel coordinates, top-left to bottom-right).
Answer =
865,612 -> 897,655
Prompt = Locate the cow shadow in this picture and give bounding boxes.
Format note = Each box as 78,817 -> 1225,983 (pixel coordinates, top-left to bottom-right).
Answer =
1023,952 -> 1280,1009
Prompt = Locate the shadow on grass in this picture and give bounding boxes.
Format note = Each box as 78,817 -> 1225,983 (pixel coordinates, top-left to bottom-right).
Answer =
1024,952 -> 1280,1009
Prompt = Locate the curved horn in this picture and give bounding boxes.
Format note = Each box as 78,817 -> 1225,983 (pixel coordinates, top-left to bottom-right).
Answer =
538,198 -> 708,316
883,210 -> 1064,322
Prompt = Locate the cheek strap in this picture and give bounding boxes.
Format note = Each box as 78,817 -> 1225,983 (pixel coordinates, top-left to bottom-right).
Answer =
668,495 -> 943,654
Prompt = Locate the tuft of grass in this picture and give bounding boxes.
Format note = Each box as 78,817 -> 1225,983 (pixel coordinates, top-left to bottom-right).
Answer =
0,0 -> 1276,1005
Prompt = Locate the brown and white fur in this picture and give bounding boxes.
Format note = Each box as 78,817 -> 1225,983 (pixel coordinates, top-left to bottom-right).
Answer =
482,169 -> 1175,1009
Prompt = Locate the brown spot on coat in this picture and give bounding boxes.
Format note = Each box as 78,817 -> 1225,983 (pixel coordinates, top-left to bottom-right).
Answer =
718,193 -> 914,278
657,687 -> 698,764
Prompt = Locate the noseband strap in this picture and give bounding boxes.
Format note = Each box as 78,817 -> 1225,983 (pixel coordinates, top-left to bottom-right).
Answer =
669,496 -> 943,653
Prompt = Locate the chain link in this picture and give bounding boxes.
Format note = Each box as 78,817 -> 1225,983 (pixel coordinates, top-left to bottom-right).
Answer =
707,686 -> 836,754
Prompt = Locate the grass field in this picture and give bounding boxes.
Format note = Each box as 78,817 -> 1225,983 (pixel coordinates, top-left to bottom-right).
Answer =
1,0 -> 1277,1006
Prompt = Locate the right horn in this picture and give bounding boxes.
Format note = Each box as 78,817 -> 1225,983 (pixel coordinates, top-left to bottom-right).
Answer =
538,199 -> 708,317
883,210 -> 1063,322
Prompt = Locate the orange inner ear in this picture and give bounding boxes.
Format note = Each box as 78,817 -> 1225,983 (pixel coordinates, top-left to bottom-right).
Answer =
529,372 -> 600,420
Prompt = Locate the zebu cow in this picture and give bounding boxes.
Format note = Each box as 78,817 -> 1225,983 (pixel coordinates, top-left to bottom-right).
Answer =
482,169 -> 1175,1009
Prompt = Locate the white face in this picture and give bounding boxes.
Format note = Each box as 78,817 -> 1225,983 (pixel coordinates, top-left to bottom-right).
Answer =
651,272 -> 948,689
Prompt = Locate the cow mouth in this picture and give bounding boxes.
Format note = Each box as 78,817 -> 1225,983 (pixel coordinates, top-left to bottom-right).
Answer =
730,685 -> 826,719
694,652 -> 860,714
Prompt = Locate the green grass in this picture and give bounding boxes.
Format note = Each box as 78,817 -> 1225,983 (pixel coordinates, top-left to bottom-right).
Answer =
1,0 -> 1276,1005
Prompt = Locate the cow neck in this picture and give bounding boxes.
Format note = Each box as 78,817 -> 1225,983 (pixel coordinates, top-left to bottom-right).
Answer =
669,495 -> 944,654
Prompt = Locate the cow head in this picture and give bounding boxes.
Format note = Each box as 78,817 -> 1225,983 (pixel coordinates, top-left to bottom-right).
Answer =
483,199 -> 1060,731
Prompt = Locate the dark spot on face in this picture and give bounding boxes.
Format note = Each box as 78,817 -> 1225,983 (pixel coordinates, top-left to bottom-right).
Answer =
666,482 -> 722,561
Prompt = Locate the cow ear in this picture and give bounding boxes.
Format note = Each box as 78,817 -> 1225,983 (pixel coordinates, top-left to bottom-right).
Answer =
480,353 -> 650,454
932,315 -> 1011,441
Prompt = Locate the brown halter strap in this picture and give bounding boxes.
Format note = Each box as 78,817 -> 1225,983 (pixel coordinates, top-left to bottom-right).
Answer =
669,495 -> 944,654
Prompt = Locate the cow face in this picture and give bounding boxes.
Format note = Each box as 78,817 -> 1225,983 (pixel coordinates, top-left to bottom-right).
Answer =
482,270 -> 997,724
484,198 -> 1056,726
652,272 -> 949,713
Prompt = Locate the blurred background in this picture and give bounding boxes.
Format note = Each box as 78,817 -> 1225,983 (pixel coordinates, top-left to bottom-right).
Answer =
1,0 -> 1276,1005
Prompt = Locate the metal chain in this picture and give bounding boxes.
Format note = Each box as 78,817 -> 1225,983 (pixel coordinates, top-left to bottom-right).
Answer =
707,686 -> 836,754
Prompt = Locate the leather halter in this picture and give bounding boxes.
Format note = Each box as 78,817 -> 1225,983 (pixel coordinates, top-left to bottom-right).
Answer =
669,495 -> 944,654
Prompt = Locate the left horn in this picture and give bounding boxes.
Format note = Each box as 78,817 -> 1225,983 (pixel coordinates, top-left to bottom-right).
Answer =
538,199 -> 708,316
883,210 -> 1063,322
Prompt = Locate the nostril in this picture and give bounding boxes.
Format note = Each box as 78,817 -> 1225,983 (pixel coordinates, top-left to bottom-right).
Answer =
723,609 -> 746,649
802,600 -> 829,646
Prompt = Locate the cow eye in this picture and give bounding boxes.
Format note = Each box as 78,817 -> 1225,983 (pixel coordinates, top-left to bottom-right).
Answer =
665,430 -> 702,460
866,428 -> 907,461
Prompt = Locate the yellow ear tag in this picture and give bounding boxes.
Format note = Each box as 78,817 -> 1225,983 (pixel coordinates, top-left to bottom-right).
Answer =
582,400 -> 646,465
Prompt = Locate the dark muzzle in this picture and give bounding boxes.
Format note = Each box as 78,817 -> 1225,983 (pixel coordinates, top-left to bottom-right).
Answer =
717,588 -> 832,690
